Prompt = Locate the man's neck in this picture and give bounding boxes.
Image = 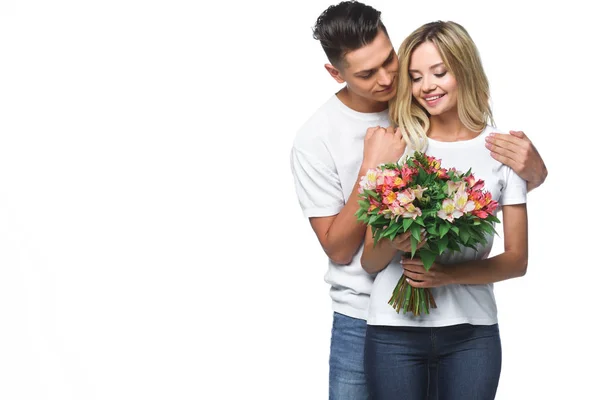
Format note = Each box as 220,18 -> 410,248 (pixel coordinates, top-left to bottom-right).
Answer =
336,87 -> 388,113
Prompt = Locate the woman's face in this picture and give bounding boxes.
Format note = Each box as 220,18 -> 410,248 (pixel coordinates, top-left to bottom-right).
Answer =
408,41 -> 458,116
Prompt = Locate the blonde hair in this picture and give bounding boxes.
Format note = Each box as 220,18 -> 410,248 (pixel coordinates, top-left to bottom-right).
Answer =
389,21 -> 494,158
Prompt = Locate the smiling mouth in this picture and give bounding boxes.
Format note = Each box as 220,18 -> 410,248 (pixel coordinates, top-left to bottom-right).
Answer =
424,94 -> 445,101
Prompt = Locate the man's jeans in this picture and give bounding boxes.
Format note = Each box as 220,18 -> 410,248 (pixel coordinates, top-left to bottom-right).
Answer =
329,312 -> 440,400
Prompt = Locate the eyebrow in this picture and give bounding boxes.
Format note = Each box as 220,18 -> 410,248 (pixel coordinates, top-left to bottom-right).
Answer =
409,62 -> 445,74
354,50 -> 395,76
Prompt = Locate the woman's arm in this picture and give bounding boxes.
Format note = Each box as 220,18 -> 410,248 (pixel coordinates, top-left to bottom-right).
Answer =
361,226 -> 425,274
401,204 -> 528,287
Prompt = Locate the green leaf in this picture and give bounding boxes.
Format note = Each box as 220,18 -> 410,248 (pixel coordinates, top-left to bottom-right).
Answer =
363,189 -> 379,199
411,235 -> 418,256
439,222 -> 450,238
410,223 -> 421,241
448,240 -> 461,251
437,235 -> 448,253
465,243 -> 479,251
479,222 -> 498,236
388,224 -> 402,238
487,215 -> 501,223
402,218 -> 413,232
426,224 -> 437,235
381,228 -> 393,238
419,250 -> 437,270
459,228 -> 471,243
358,200 -> 370,209
373,229 -> 382,246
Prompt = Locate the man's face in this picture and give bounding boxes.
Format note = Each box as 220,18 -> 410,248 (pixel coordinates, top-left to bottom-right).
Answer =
332,30 -> 399,103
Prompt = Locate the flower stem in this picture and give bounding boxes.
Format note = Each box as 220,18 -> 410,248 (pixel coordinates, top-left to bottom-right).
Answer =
387,274 -> 437,316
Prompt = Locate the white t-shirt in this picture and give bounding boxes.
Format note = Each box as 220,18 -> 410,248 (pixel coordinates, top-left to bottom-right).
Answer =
290,94 -> 391,320
367,125 -> 527,327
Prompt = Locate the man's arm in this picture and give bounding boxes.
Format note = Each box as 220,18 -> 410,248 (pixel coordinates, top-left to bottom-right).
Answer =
306,126 -> 406,265
309,164 -> 373,265
485,130 -> 548,192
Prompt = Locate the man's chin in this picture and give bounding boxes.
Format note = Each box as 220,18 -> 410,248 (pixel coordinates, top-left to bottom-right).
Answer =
377,90 -> 397,103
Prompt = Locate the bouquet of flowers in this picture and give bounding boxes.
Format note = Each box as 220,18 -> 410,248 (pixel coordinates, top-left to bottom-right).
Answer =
356,152 -> 500,316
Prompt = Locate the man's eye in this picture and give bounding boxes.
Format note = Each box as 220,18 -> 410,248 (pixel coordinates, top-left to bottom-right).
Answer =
360,73 -> 374,79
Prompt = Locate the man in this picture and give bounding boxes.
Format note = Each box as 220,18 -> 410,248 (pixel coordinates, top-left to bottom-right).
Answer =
290,2 -> 547,399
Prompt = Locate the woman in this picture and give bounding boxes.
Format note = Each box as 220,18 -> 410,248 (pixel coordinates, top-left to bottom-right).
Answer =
361,21 -> 528,399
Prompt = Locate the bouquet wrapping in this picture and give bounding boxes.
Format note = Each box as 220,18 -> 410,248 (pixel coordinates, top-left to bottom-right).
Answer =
356,152 -> 500,316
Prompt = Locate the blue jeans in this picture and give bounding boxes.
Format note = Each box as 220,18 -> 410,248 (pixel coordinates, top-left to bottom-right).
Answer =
364,323 -> 502,400
329,312 -> 439,400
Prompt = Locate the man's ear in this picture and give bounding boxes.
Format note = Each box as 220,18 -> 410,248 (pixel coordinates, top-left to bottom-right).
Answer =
324,64 -> 346,84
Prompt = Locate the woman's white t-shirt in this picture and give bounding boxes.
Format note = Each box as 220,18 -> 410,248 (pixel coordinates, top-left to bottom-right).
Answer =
367,126 -> 527,327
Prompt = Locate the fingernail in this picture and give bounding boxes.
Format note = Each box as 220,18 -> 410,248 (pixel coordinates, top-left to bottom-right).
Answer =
485,143 -> 491,148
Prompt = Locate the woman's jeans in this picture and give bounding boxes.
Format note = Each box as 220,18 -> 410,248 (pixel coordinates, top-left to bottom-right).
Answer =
364,323 -> 502,400
329,312 -> 438,400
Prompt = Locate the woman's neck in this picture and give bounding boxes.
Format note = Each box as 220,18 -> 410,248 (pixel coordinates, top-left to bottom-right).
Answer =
427,113 -> 479,142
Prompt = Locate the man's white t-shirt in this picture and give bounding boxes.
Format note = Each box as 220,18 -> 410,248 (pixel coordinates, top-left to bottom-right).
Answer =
367,125 -> 527,327
290,94 -> 390,320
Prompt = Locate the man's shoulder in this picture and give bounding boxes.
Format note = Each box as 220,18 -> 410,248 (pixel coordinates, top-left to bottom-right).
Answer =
292,95 -> 340,150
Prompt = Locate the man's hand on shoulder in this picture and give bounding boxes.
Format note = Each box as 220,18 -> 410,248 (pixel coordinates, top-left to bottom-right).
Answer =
485,130 -> 548,192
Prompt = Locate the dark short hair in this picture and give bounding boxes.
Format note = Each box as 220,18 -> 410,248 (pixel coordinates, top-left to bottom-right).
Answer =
312,1 -> 388,68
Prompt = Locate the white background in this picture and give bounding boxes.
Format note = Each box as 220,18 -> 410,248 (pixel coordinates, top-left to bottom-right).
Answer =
0,0 -> 595,399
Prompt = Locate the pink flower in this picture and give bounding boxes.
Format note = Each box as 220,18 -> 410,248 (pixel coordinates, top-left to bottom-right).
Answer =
472,210 -> 489,218
389,202 -> 406,217
382,190 -> 398,205
446,180 -> 466,197
412,185 -> 427,201
453,189 -> 475,214
465,173 -> 485,191
401,203 -> 422,220
358,169 -> 379,193
397,188 -> 416,206
437,198 -> 463,222
401,165 -> 416,183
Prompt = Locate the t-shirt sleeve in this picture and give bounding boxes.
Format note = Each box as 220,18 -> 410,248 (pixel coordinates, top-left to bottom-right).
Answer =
500,167 -> 527,206
290,146 -> 345,218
